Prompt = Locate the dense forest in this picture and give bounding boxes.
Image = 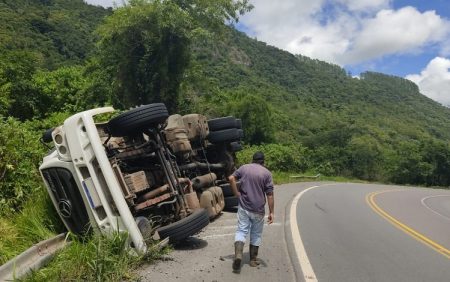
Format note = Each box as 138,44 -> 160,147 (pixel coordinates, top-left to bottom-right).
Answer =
2,0 -> 450,215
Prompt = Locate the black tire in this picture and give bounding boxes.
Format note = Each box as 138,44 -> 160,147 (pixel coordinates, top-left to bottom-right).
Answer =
208,116 -> 237,131
229,141 -> 243,152
157,209 -> 209,243
237,129 -> 244,140
235,119 -> 242,129
224,196 -> 239,208
108,103 -> 169,136
208,128 -> 240,143
220,183 -> 234,197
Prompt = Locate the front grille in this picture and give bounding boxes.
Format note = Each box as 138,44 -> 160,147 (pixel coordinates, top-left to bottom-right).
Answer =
42,167 -> 90,236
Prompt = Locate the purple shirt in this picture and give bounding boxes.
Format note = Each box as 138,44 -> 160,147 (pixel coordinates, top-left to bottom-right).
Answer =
232,163 -> 274,215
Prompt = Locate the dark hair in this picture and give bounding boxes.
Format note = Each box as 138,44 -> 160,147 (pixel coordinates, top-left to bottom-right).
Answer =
252,151 -> 265,165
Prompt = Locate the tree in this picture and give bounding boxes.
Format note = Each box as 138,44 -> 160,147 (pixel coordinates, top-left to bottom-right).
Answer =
386,141 -> 433,185
421,140 -> 450,186
347,135 -> 382,180
211,89 -> 274,144
33,65 -> 88,114
96,0 -> 252,112
0,50 -> 41,120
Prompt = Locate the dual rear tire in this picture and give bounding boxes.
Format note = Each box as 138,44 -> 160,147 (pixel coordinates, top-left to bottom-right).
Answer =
207,117 -> 244,146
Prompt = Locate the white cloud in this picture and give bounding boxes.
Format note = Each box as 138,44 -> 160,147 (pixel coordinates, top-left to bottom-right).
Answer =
343,7 -> 449,64
240,0 -> 325,49
285,13 -> 357,63
242,1 -> 450,66
406,57 -> 450,105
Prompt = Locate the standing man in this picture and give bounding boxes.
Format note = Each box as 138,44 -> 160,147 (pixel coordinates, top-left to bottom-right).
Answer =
228,151 -> 274,273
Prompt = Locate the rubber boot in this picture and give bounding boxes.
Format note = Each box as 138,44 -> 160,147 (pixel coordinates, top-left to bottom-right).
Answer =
233,241 -> 244,272
249,244 -> 260,267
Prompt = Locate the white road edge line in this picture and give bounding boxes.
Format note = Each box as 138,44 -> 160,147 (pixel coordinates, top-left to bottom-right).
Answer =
290,186 -> 319,282
420,195 -> 450,221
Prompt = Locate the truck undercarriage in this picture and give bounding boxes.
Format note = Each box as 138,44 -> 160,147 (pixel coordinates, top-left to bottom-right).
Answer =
40,103 -> 243,253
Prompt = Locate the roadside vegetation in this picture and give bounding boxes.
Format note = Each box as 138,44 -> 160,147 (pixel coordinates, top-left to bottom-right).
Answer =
24,232 -> 170,281
2,0 -> 450,280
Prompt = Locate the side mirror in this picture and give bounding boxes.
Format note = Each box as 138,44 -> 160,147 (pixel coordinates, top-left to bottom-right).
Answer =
42,128 -> 54,143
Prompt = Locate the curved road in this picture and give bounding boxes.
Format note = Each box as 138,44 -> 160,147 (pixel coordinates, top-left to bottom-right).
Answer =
138,182 -> 450,281
297,183 -> 450,282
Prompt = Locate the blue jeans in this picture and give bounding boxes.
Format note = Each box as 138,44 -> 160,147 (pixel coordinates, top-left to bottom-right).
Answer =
235,206 -> 264,246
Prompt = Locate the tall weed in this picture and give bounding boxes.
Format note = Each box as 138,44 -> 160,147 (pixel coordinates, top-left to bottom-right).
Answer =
26,232 -> 169,282
0,189 -> 60,264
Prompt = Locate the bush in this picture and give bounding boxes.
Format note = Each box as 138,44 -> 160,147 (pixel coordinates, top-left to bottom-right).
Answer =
0,113 -> 69,214
0,117 -> 44,213
236,143 -> 310,172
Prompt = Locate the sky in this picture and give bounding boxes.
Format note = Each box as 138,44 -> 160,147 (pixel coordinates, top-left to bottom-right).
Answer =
85,0 -> 450,106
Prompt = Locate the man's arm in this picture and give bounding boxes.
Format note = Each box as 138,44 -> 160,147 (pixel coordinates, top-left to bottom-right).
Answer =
228,175 -> 240,197
267,192 -> 274,224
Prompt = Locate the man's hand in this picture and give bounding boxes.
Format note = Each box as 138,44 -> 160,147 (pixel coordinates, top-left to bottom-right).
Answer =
267,193 -> 274,224
268,212 -> 274,224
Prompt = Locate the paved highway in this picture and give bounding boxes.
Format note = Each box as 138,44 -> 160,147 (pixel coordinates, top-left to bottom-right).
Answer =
137,182 -> 450,281
298,183 -> 450,282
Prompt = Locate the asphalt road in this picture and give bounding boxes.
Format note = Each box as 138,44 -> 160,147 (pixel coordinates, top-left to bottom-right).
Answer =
298,183 -> 450,282
137,182 -> 450,282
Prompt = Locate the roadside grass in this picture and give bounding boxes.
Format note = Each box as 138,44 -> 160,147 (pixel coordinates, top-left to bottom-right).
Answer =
1,189 -> 169,281
0,189 -> 59,265
24,232 -> 170,282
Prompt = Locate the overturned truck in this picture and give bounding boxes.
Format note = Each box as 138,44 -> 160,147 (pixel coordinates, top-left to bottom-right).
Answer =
39,103 -> 243,253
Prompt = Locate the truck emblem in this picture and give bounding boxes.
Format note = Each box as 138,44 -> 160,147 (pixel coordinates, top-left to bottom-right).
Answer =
58,200 -> 72,218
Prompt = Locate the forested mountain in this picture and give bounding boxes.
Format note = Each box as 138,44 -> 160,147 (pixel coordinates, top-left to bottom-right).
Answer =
0,0 -> 110,68
1,0 -> 450,214
188,29 -> 450,184
191,29 -> 450,142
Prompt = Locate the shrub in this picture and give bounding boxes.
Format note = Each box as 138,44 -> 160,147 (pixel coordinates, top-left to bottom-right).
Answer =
236,143 -> 310,172
0,117 -> 44,213
0,113 -> 69,214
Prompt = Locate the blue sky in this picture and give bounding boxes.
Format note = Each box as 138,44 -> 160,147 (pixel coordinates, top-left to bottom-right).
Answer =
86,0 -> 450,105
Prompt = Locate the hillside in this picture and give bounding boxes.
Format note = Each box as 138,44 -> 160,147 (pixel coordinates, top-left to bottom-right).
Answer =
188,29 -> 450,183
2,0 -> 450,200
191,29 -> 450,141
0,0 -> 110,69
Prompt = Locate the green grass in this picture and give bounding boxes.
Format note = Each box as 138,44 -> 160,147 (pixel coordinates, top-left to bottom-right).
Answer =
0,189 -> 59,265
0,188 -> 169,281
24,232 -> 170,281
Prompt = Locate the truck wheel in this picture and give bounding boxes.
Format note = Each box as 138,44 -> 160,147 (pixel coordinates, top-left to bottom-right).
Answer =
157,209 -> 209,243
224,196 -> 239,208
235,119 -> 242,129
208,116 -> 237,131
208,128 -> 240,143
108,103 -> 169,136
220,183 -> 234,197
237,129 -> 244,139
229,141 -> 243,152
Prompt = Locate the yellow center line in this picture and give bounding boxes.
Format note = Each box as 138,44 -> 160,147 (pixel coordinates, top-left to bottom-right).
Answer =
366,190 -> 450,259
